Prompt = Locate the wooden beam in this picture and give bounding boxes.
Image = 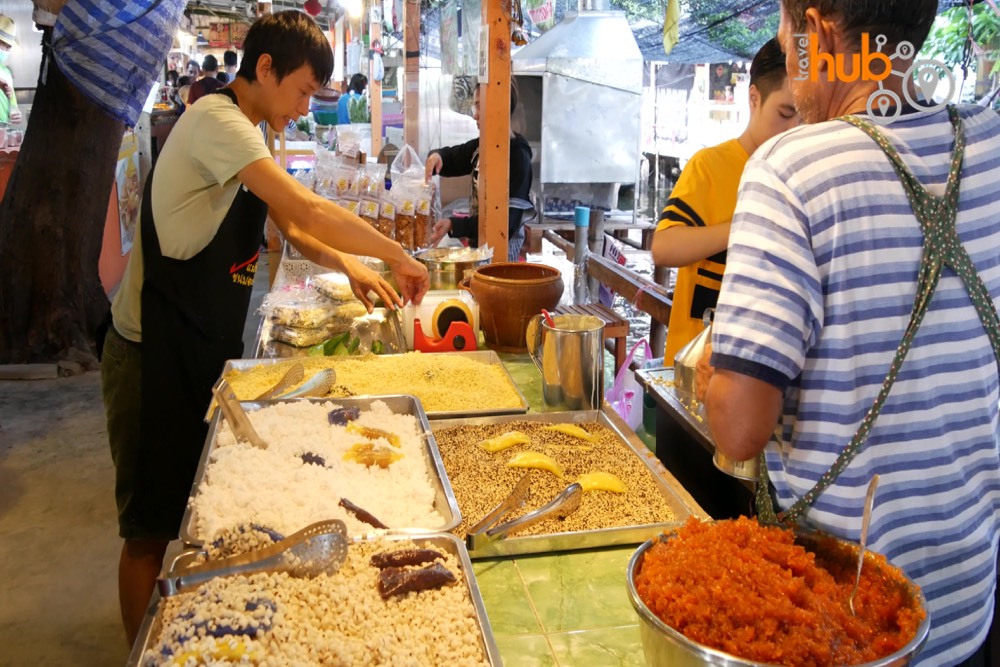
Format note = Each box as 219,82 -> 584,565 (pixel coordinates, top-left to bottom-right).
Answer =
369,3 -> 382,157
403,0 -> 420,150
479,0 -> 511,261
542,229 -> 573,258
586,253 -> 673,326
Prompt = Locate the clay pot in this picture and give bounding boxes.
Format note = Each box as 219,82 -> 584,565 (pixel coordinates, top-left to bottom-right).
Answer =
462,262 -> 564,352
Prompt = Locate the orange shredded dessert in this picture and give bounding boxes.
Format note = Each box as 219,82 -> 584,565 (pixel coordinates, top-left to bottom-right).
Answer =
634,517 -> 925,667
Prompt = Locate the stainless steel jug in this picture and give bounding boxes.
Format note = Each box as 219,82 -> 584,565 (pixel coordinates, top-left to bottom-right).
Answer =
526,313 -> 605,411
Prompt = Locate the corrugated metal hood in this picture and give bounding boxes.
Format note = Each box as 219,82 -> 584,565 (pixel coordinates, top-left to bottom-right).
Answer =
513,9 -> 643,94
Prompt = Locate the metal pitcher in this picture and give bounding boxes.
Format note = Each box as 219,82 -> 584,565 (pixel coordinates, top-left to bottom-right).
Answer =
526,313 -> 605,411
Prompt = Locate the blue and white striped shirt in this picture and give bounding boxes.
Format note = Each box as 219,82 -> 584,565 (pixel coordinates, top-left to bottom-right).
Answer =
713,105 -> 1000,667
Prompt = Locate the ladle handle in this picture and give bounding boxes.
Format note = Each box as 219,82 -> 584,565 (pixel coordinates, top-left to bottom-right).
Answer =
849,474 -> 880,614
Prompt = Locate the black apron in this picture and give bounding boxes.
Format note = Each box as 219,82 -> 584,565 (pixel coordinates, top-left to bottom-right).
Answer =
135,87 -> 268,537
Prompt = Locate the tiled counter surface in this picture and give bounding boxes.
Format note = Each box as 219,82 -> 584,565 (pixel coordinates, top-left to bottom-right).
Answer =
477,353 -> 664,666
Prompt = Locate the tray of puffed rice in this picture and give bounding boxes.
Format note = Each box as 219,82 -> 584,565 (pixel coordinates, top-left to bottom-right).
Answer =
128,531 -> 501,666
180,396 -> 462,547
431,408 -> 707,558
217,351 -> 530,418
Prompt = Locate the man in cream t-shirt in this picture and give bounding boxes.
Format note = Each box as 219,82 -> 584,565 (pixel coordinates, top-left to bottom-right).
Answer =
101,11 -> 429,647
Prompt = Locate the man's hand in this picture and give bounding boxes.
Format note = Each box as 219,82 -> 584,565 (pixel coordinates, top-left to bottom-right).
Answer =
694,340 -> 713,403
9,108 -> 21,124
0,79 -> 10,96
424,153 -> 443,182
428,218 -> 452,247
340,254 -> 402,312
388,253 -> 429,306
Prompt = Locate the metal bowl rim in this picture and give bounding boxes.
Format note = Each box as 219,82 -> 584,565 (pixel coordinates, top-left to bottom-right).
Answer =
626,531 -> 932,667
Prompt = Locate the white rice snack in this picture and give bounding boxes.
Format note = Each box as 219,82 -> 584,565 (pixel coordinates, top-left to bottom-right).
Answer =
143,539 -> 490,666
190,400 -> 445,542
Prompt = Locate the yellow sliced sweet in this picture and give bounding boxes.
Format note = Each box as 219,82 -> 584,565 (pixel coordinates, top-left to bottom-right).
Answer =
477,430 -> 532,453
506,451 -> 564,479
344,442 -> 403,468
542,423 -> 598,443
171,639 -> 255,665
577,471 -> 628,494
347,423 -> 401,447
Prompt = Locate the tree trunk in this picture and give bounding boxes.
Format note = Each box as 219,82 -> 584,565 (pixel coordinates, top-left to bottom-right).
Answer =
0,28 -> 125,365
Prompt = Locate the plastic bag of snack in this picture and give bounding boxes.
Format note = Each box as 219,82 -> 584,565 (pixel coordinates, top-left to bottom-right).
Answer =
415,182 -> 436,249
311,272 -> 357,302
270,323 -> 334,348
378,190 -> 399,244
263,287 -> 336,329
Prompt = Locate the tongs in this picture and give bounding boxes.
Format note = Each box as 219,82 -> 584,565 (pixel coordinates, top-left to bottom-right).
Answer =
159,519 -> 349,597
466,474 -> 584,551
212,379 -> 268,449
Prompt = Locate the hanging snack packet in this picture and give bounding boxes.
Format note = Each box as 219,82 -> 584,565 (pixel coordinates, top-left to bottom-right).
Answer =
396,183 -> 418,250
378,190 -> 398,242
359,196 -> 381,230
415,182 -> 435,249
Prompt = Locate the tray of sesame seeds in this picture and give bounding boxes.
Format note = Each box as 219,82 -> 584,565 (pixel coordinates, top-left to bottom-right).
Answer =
179,395 -> 462,548
128,531 -> 502,666
430,408 -> 707,558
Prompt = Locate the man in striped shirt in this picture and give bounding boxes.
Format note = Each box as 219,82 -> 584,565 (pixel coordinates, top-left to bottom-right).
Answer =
704,2 -> 1000,666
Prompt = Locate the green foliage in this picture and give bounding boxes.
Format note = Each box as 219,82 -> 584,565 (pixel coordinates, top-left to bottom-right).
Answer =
924,4 -> 1000,71
685,0 -> 780,59
610,0 -> 665,22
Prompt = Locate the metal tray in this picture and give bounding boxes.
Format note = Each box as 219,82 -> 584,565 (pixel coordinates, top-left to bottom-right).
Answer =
128,532 -> 502,667
216,350 -> 530,420
635,368 -> 714,453
180,395 -> 461,547
431,408 -> 706,558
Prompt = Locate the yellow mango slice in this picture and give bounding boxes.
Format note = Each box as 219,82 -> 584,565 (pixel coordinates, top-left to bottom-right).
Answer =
577,471 -> 628,494
347,423 -> 401,447
542,423 -> 598,443
506,451 -> 564,479
478,430 -> 531,453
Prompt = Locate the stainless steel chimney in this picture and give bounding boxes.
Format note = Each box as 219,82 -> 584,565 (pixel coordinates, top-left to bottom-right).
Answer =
513,7 -> 642,215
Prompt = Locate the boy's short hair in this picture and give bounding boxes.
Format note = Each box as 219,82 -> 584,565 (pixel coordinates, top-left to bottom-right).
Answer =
238,10 -> 333,85
223,50 -> 238,68
202,54 -> 218,73
749,37 -> 788,102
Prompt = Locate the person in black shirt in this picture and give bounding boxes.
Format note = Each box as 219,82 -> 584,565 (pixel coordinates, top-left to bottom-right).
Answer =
425,82 -> 533,260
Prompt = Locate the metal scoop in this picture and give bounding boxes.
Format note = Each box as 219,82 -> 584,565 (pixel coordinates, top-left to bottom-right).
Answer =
158,519 -> 349,597
213,380 -> 268,449
849,474 -> 880,616
467,479 -> 583,551
254,362 -> 305,400
272,368 -> 336,399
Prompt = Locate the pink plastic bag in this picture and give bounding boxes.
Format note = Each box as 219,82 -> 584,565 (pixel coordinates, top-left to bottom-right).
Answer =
606,339 -> 652,432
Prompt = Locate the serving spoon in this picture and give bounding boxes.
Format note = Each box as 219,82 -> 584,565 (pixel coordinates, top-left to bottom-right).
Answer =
848,474 -> 880,616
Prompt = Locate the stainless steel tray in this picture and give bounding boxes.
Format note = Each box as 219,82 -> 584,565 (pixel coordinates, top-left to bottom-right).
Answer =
216,350 -> 530,420
635,368 -> 714,453
128,532 -> 502,667
180,395 -> 461,547
431,408 -> 706,558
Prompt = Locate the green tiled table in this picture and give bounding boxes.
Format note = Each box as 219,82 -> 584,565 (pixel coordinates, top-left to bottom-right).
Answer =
472,352 -> 660,666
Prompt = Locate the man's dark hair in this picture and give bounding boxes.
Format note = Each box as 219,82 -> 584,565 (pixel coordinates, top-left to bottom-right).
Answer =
780,0 -> 937,53
749,37 -> 788,102
177,75 -> 191,87
202,54 -> 219,73
348,73 -> 367,94
216,71 -> 229,84
238,10 -> 333,85
223,49 -> 238,68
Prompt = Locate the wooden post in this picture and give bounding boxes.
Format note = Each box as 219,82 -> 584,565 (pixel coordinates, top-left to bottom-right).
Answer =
369,3 -> 382,158
651,264 -> 671,357
403,0 -> 420,150
479,0 -> 511,261
587,209 -> 605,297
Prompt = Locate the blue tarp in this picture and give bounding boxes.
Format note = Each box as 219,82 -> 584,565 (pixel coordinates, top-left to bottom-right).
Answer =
52,0 -> 185,126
